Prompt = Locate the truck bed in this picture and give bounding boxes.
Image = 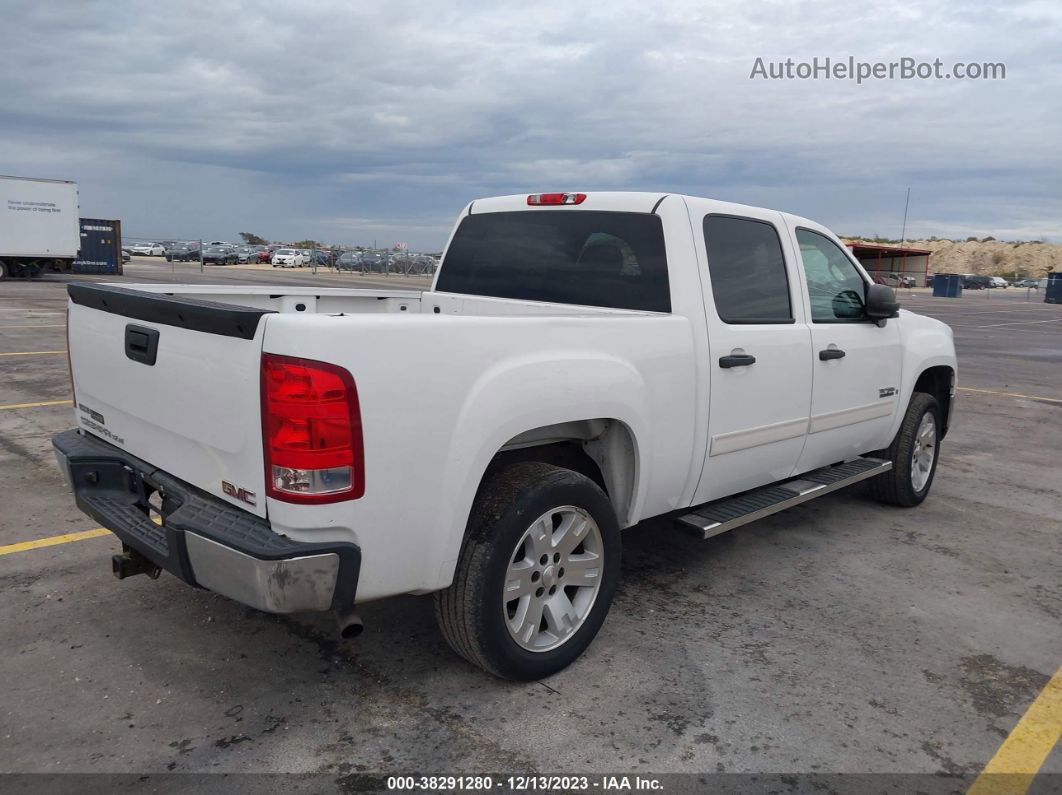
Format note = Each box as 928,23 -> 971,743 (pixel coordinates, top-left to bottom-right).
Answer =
65,281 -> 692,601
111,283 -> 648,318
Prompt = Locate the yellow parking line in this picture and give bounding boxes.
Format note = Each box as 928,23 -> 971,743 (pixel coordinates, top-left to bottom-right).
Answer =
957,387 -> 1062,405
0,399 -> 72,411
0,350 -> 67,357
0,527 -> 111,556
967,666 -> 1062,795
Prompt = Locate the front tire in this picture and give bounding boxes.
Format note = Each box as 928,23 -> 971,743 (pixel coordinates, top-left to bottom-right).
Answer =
868,392 -> 941,507
434,462 -> 621,680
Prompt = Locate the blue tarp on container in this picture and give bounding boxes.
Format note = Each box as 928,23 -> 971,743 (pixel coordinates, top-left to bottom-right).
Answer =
932,274 -> 963,298
73,218 -> 123,274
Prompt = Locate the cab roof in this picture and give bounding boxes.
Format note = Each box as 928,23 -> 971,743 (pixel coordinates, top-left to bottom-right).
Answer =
468,192 -> 823,230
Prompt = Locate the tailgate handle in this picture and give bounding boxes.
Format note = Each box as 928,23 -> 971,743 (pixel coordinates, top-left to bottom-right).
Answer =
125,324 -> 159,366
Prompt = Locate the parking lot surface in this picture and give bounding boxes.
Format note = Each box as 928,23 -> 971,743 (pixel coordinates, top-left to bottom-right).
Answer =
1,270 -> 1059,784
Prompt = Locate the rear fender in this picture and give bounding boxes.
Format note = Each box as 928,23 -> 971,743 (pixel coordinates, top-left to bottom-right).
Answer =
426,354 -> 649,591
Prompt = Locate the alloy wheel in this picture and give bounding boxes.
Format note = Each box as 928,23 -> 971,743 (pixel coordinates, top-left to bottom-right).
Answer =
503,506 -> 604,653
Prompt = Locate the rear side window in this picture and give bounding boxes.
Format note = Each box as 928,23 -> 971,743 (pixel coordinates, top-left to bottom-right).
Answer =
437,211 -> 670,312
703,215 -> 793,323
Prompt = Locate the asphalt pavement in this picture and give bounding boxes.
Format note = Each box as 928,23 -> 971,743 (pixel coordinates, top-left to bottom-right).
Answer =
0,272 -> 1058,787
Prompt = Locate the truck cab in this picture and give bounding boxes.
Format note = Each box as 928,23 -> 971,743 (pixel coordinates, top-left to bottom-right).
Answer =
54,192 -> 957,679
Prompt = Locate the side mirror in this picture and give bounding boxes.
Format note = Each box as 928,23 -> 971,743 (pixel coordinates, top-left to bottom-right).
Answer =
865,283 -> 899,325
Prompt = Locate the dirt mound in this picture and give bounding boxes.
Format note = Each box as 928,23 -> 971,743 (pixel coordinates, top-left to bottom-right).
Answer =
843,238 -> 1062,278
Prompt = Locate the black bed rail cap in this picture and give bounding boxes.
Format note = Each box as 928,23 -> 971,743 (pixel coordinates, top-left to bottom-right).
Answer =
67,283 -> 275,340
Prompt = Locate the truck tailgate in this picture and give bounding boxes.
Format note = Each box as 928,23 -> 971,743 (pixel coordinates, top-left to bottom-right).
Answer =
66,284 -> 273,518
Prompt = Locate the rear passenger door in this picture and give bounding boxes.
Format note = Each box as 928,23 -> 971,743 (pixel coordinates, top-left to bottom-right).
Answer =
688,204 -> 814,504
786,222 -> 903,473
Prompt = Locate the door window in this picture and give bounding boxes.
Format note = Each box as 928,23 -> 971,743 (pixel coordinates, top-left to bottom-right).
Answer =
703,215 -> 793,324
796,229 -> 867,322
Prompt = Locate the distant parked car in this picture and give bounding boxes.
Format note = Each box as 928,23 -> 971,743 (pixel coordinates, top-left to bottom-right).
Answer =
235,246 -> 267,264
271,249 -> 307,267
990,276 -> 1009,288
165,243 -> 201,262
336,252 -> 360,270
121,248 -> 131,264
1015,279 -> 1039,288
306,250 -> 332,266
127,242 -> 165,256
963,275 -> 992,290
360,253 -> 386,272
201,245 -> 238,266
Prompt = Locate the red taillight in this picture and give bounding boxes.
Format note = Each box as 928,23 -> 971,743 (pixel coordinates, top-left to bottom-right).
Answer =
261,353 -> 364,503
527,192 -> 586,206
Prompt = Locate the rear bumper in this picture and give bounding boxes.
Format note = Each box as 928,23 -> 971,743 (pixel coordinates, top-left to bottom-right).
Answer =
52,429 -> 360,614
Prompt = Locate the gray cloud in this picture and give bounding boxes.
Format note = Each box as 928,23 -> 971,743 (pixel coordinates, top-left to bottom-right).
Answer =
2,0 -> 1059,247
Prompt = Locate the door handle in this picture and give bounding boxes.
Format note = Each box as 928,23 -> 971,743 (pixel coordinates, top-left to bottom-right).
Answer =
719,354 -> 756,368
819,348 -> 846,361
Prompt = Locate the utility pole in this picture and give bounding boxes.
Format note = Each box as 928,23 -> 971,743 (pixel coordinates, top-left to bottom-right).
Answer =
900,187 -> 911,247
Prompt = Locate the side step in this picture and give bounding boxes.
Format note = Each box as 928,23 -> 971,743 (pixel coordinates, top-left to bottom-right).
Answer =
678,457 -> 892,540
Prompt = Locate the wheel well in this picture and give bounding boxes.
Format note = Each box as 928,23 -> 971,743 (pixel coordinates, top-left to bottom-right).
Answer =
913,366 -> 954,438
483,419 -> 638,525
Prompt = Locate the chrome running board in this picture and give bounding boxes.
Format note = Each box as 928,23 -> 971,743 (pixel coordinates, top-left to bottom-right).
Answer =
678,457 -> 892,540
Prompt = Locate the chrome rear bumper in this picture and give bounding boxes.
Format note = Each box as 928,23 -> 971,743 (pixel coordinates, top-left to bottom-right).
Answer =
52,429 -> 360,614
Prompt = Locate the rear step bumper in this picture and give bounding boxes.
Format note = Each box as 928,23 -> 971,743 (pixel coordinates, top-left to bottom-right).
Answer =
679,457 -> 892,539
52,429 -> 360,614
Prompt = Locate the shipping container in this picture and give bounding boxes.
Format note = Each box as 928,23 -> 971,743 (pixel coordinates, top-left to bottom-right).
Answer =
0,174 -> 81,279
73,218 -> 124,275
1045,273 -> 1062,305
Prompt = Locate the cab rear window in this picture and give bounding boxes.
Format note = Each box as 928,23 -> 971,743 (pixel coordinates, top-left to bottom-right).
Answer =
437,211 -> 670,312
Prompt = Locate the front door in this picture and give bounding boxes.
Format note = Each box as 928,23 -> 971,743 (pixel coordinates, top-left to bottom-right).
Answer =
787,223 -> 903,473
689,206 -> 814,504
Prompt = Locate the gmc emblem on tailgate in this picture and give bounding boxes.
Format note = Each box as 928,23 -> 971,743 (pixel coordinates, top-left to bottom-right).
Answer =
222,481 -> 256,506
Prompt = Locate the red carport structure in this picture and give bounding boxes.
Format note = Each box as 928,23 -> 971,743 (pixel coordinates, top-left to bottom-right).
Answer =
846,242 -> 933,287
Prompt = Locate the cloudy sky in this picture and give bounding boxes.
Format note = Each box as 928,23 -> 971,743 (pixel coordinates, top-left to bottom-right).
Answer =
2,0 -> 1059,248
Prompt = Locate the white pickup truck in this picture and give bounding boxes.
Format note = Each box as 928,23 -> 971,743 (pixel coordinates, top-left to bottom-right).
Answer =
54,192 -> 956,679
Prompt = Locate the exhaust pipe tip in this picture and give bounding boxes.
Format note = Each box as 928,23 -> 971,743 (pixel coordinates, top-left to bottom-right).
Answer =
336,608 -> 364,640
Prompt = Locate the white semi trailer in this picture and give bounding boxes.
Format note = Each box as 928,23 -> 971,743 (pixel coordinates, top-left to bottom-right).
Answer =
0,175 -> 81,279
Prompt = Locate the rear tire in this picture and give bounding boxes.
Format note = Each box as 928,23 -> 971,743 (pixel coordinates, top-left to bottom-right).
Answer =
434,462 -> 621,680
0,260 -> 7,280
868,392 -> 941,507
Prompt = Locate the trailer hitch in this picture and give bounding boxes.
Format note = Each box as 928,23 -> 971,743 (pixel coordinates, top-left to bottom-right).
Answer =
112,544 -> 161,580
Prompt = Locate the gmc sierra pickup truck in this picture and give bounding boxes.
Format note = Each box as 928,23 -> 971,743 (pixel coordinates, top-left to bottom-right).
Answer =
54,192 -> 957,680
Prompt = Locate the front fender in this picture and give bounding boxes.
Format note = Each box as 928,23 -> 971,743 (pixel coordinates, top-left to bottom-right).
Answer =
888,310 -> 958,440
